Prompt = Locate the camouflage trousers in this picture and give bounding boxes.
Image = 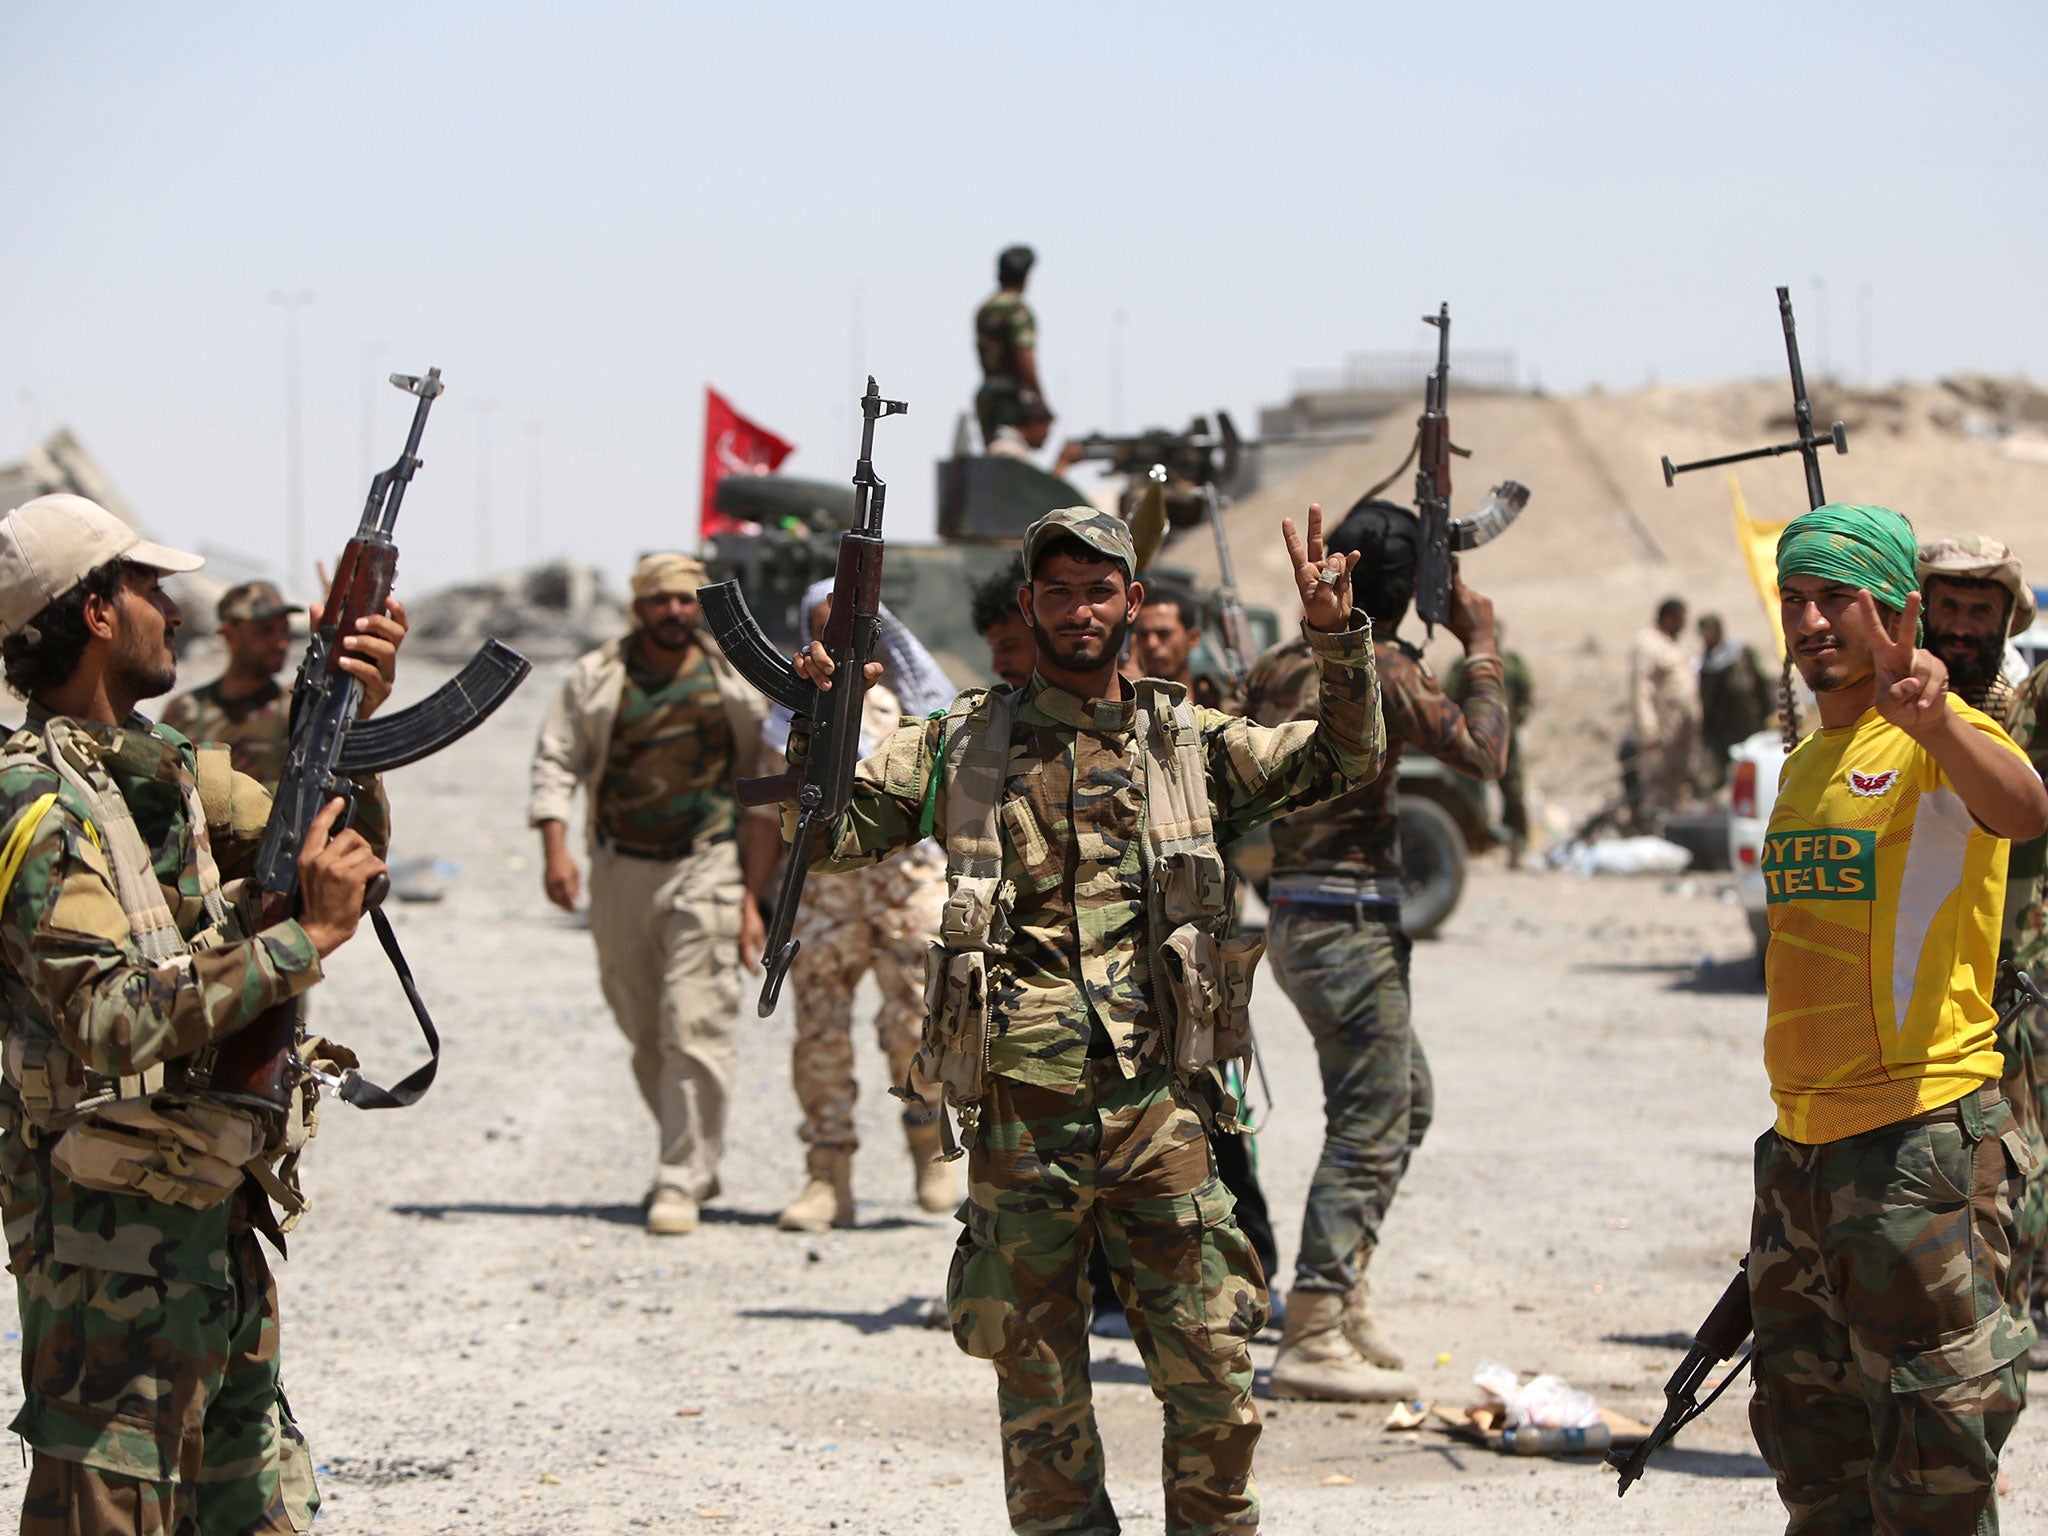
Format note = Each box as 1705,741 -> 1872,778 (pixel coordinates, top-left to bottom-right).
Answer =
4,1156 -> 317,1534
587,838 -> 743,1201
1995,993 -> 2048,1313
789,845 -> 945,1150
1265,905 -> 1430,1294
949,1067 -> 1267,1535
1749,1087 -> 2034,1535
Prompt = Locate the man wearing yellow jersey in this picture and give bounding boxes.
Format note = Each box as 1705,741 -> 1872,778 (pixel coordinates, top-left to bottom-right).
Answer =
1751,503 -> 2048,1534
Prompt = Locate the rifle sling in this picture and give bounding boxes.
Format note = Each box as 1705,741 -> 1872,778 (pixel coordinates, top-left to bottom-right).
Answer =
1360,430 -> 1419,504
336,905 -> 441,1110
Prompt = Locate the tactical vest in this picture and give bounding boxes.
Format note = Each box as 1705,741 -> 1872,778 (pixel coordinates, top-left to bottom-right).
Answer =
905,682 -> 1264,1157
0,721 -> 336,1225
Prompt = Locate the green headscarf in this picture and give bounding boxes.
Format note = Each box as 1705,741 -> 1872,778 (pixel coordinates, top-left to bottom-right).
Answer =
1775,503 -> 1919,615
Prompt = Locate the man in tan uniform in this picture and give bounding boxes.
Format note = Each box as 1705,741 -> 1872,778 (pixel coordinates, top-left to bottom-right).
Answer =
160,579 -> 303,787
768,579 -> 960,1230
1629,595 -> 1700,827
529,554 -> 771,1235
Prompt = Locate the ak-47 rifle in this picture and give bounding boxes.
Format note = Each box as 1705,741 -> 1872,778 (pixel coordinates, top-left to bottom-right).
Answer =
699,377 -> 908,1017
1407,304 -> 1530,635
1661,285 -> 1845,512
210,369 -> 534,1114
1608,1262 -> 1754,1495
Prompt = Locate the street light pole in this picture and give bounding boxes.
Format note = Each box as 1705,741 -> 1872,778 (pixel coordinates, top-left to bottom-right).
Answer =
268,290 -> 315,594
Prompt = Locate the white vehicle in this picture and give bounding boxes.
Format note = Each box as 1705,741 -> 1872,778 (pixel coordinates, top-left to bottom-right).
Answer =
1727,729 -> 1786,967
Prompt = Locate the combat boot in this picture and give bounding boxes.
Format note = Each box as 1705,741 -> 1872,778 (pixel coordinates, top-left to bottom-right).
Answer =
646,1186 -> 699,1236
904,1116 -> 957,1214
778,1149 -> 855,1233
1343,1273 -> 1406,1370
1267,1289 -> 1418,1402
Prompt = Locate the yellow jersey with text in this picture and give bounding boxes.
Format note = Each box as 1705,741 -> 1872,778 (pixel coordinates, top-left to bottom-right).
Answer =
1763,698 -> 2022,1143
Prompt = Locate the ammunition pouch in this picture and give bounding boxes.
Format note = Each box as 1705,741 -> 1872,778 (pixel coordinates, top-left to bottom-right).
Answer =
51,1098 -> 261,1211
1156,925 -> 1264,1087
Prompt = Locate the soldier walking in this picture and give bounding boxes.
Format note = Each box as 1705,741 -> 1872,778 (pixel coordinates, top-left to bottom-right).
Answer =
767,579 -> 961,1230
0,493 -> 404,1532
1752,504 -> 2046,1530
1245,500 -> 1510,1402
792,505 -> 1382,1534
529,553 -> 771,1236
160,579 -> 304,788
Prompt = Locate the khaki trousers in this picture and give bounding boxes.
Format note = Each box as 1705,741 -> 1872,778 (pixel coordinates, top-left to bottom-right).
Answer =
587,839 -> 743,1200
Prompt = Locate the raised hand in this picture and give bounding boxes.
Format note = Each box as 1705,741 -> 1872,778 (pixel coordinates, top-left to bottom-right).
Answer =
1837,590 -> 1947,734
1281,503 -> 1360,633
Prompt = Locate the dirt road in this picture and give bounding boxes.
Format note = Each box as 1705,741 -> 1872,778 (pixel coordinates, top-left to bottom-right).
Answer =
2,661 -> 2040,1534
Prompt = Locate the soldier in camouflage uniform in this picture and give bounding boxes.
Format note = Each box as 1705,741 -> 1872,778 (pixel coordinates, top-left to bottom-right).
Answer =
1915,536 -> 2048,1370
1752,504 -> 2048,1532
530,553 -> 772,1236
770,584 -> 958,1231
975,245 -> 1050,451
2001,660 -> 2048,1368
791,504 -> 1382,1534
160,581 -> 305,790
1446,626 -> 1533,866
0,493 -> 404,1534
1244,500 -> 1509,1402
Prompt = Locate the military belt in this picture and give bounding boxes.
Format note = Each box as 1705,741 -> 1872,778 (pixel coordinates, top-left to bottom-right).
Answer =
1266,873 -> 1405,911
594,827 -> 735,863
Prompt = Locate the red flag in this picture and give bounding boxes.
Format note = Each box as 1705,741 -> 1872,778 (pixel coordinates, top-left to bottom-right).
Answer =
701,388 -> 796,537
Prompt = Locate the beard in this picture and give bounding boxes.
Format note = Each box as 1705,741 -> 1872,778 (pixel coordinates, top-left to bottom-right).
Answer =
1032,611 -> 1129,674
644,616 -> 696,652
112,646 -> 177,703
1925,628 -> 2003,694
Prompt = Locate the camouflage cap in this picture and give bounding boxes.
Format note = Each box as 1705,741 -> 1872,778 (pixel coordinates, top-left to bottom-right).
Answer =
217,580 -> 302,624
1022,506 -> 1136,582
1917,534 -> 2035,635
631,552 -> 707,600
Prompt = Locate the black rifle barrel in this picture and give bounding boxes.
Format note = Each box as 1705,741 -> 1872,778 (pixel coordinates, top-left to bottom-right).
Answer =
1659,288 -> 1845,514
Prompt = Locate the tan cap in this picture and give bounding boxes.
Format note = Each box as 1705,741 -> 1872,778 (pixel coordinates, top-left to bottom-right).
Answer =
630,552 -> 707,601
0,494 -> 204,639
1916,535 -> 2035,636
217,580 -> 303,624
1022,506 -> 1136,580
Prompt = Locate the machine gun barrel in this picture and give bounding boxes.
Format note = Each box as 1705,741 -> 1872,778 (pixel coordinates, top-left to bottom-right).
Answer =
1660,286 -> 1846,513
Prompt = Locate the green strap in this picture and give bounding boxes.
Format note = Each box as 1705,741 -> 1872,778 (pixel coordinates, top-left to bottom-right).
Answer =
917,709 -> 948,841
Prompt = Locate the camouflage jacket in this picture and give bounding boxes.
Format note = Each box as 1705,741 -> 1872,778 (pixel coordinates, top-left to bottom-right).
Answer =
159,676 -> 292,790
975,290 -> 1035,385
812,622 -> 1382,1091
2005,661 -> 2048,973
0,711 -> 398,1087
1246,637 -> 1509,882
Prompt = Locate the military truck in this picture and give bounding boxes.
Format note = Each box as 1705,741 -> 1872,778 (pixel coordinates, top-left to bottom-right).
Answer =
703,428 -> 1498,938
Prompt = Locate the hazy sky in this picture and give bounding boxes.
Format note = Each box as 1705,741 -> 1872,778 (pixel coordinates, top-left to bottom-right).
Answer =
3,3 -> 2042,595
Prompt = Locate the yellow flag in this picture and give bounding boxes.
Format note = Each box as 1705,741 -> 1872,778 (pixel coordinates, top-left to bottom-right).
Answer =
1731,473 -> 1793,660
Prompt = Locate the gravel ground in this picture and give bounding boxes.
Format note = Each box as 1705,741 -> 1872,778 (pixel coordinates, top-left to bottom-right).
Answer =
2,657 -> 2041,1534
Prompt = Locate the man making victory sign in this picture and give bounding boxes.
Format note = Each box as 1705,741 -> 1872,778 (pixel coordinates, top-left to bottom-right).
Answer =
791,504 -> 1382,1535
1750,503 -> 2047,1534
